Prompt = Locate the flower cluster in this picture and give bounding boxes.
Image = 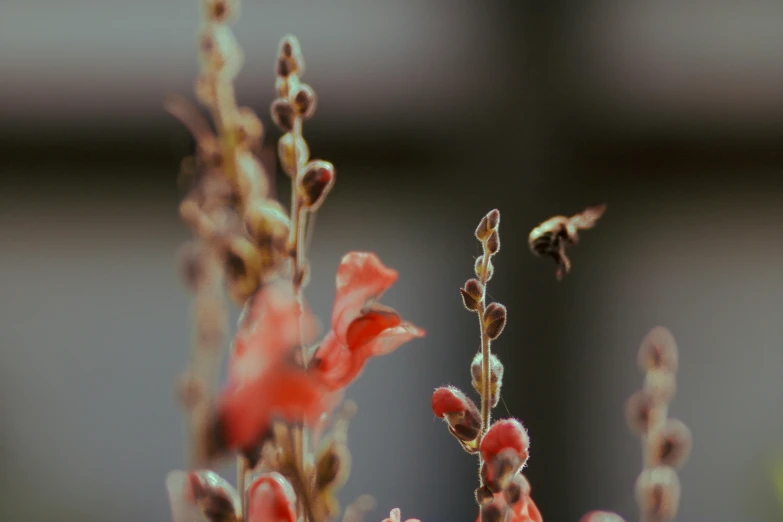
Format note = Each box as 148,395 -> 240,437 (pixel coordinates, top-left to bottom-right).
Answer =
165,2 -> 423,521
431,210 -> 542,522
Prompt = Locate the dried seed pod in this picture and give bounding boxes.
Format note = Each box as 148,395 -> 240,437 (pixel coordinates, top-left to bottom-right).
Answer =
649,419 -> 692,468
475,485 -> 494,506
471,352 -> 504,408
271,99 -> 296,132
635,466 -> 681,522
482,448 -> 523,493
244,200 -> 290,249
625,390 -> 654,435
483,303 -> 507,340
644,369 -> 677,404
277,132 -> 309,177
580,512 -> 627,522
475,257 -> 495,281
299,160 -> 336,210
638,326 -> 679,374
432,386 -> 481,442
486,230 -> 500,255
476,209 -> 500,241
292,84 -> 316,119
460,278 -> 484,311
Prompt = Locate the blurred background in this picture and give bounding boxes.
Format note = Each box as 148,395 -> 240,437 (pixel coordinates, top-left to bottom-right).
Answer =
2,0 -> 783,521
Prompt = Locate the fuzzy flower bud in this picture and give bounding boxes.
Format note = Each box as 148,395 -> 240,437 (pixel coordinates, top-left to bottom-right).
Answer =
461,278 -> 484,311
277,132 -> 309,177
202,0 -> 238,23
649,419 -> 692,469
482,448 -> 523,493
475,485 -> 494,506
625,390 -> 654,435
198,23 -> 242,77
486,230 -> 500,255
471,352 -> 504,408
244,200 -> 290,250
644,369 -> 676,404
580,512 -> 627,522
475,257 -> 494,282
480,418 -> 530,464
248,472 -> 297,522
292,84 -> 317,119
504,473 -> 531,506
271,99 -> 295,132
479,502 -> 507,522
432,386 -> 481,442
476,209 -> 500,241
221,236 -> 263,302
278,35 -> 304,76
635,466 -> 681,522
638,326 -> 679,374
483,303 -> 507,340
299,160 -> 336,211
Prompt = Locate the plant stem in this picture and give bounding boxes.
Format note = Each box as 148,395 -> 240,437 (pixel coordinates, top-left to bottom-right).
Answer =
477,247 -> 493,436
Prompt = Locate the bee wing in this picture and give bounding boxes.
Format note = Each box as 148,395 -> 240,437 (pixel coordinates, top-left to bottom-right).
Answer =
570,204 -> 606,230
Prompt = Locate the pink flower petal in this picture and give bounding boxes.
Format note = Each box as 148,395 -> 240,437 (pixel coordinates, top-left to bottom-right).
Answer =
248,472 -> 297,522
359,323 -> 425,358
331,252 -> 398,343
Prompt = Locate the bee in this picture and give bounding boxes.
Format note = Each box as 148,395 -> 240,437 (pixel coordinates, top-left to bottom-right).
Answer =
528,204 -> 606,280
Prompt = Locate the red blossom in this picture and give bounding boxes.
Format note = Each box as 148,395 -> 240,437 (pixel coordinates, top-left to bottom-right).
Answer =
247,472 -> 298,522
216,280 -> 329,454
476,475 -> 543,522
480,419 -> 530,464
312,252 -> 425,390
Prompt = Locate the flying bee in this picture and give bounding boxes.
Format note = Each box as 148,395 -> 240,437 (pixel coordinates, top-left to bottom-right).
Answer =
528,204 -> 606,280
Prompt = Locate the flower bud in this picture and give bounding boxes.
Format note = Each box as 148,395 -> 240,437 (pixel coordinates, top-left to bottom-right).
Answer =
177,241 -> 206,292
244,200 -> 290,250
299,160 -> 336,211
248,472 -> 298,522
198,23 -> 242,77
185,470 -> 241,522
504,473 -> 531,506
580,512 -> 627,522
475,257 -> 495,281
471,352 -> 504,408
271,99 -> 296,132
649,419 -> 692,469
277,132 -> 309,177
480,418 -> 530,465
483,303 -> 507,340
432,386 -> 481,442
235,151 -> 268,202
235,107 -> 264,145
278,35 -> 304,75
638,326 -> 679,374
460,278 -> 484,311
194,73 -> 218,106
292,84 -> 316,119
202,0 -> 238,23
475,485 -> 494,506
221,236 -> 263,303
480,502 -> 508,522
486,230 -> 500,255
315,440 -> 350,492
482,448 -> 523,493
625,390 -> 653,435
635,466 -> 680,522
476,209 -> 500,241
644,369 -> 676,404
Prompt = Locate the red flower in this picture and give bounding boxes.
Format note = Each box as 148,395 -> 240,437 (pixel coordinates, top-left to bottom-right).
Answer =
481,418 -> 530,465
312,252 -> 425,390
476,474 -> 543,522
247,472 -> 298,522
216,280 -> 328,454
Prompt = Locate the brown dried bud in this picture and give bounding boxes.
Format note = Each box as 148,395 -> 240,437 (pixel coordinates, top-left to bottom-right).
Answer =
292,84 -> 316,119
278,35 -> 304,76
486,230 -> 500,255
271,99 -> 296,132
277,132 -> 310,177
482,448 -> 522,493
202,0 -> 238,23
460,278 -> 484,311
483,303 -> 507,340
580,512 -> 627,522
625,390 -> 654,435
187,470 -> 241,522
504,473 -> 531,506
649,419 -> 692,469
244,200 -> 290,250
644,369 -> 676,404
178,241 -> 207,291
475,257 -> 494,282
480,502 -> 508,522
221,236 -> 263,303
476,209 -> 500,241
299,160 -> 336,210
315,440 -> 350,492
635,466 -> 681,522
638,326 -> 679,374
471,352 -> 504,408
475,485 -> 494,506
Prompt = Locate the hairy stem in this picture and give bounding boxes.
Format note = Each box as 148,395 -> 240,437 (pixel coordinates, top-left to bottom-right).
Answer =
477,247 -> 493,436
